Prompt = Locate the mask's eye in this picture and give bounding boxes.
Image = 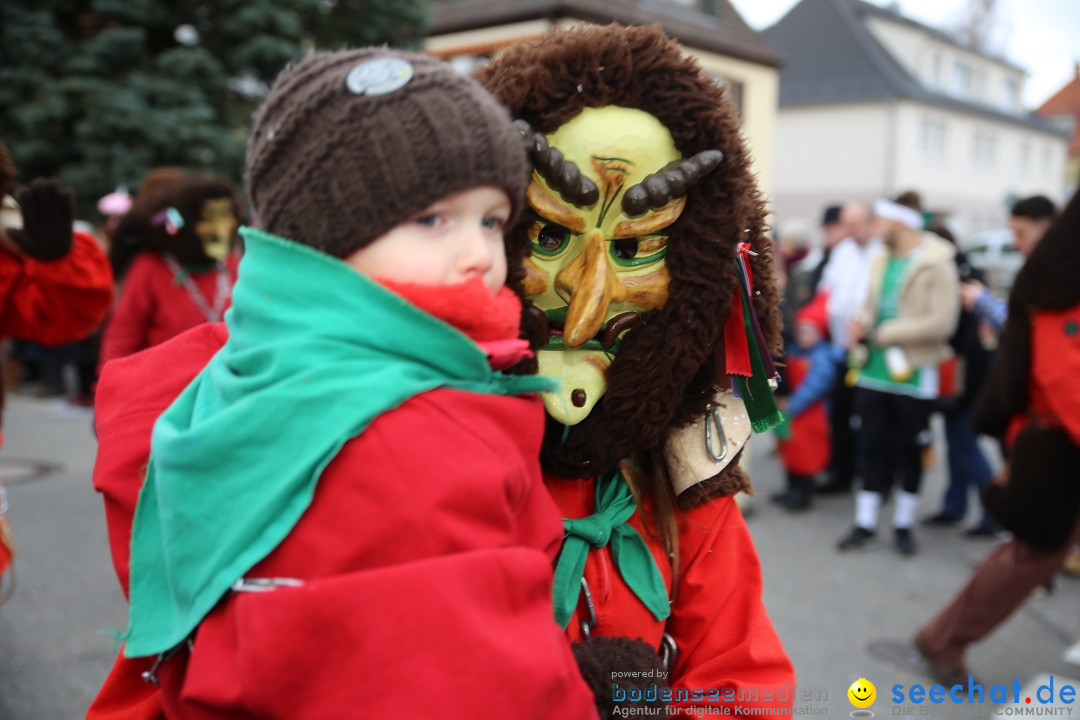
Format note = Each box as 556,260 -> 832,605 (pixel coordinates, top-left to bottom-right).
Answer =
610,234 -> 668,268
529,220 -> 571,257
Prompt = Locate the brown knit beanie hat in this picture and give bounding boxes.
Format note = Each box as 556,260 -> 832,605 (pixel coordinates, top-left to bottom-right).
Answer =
245,48 -> 530,259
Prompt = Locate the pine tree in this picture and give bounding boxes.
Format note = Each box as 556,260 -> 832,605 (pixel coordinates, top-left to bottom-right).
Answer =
0,0 -> 427,218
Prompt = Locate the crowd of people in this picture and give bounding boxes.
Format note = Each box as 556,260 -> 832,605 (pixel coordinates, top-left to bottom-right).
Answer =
774,193 -> 1062,544
772,188 -> 1080,685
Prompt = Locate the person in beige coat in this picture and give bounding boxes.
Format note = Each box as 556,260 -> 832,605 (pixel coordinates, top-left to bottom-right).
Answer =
837,193 -> 960,556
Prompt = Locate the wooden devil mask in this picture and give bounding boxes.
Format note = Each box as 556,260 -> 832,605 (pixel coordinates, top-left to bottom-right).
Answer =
477,24 -> 782,478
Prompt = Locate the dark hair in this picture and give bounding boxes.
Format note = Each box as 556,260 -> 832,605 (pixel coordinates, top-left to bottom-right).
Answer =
822,204 -> 842,227
894,190 -> 923,213
0,141 -> 18,199
927,223 -> 956,245
1011,195 -> 1057,222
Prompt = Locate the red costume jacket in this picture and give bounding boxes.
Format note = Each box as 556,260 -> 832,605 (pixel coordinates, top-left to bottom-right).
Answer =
547,477 -> 796,716
88,323 -> 597,720
1027,305 -> 1080,445
0,229 -> 113,346
0,228 -> 113,589
99,253 -> 238,368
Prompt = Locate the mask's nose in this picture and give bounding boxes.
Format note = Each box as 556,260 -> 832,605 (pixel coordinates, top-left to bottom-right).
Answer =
555,229 -> 627,348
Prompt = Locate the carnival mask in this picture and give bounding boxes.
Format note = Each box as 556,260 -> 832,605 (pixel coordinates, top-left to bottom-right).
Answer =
196,198 -> 238,262
522,106 -> 722,425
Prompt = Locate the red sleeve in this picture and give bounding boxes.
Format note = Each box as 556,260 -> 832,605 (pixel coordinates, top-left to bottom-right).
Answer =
1032,306 -> 1080,446
99,255 -> 158,368
665,496 -> 796,715
0,230 -> 113,345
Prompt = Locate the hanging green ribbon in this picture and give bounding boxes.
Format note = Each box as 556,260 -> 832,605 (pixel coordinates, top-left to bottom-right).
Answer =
732,266 -> 785,434
552,471 -> 670,629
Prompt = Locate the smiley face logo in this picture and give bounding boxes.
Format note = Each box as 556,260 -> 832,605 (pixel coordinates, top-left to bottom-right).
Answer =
847,678 -> 876,709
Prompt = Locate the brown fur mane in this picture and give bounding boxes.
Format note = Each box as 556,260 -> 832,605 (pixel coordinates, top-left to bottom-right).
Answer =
476,25 -> 782,488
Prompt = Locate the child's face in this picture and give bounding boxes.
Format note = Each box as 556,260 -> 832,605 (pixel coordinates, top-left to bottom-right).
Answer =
345,186 -> 511,294
795,321 -> 822,350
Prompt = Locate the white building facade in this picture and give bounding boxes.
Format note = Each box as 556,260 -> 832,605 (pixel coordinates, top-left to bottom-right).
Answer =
766,0 -> 1069,238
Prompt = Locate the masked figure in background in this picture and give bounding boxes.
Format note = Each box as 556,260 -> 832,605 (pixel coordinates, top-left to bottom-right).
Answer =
476,24 -> 794,718
99,175 -> 241,368
0,140 -> 114,602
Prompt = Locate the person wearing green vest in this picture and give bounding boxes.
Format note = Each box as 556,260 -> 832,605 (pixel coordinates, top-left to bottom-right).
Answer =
838,192 -> 960,557
86,49 -> 600,719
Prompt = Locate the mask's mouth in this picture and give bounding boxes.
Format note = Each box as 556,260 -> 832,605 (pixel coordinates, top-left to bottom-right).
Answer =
531,307 -> 640,354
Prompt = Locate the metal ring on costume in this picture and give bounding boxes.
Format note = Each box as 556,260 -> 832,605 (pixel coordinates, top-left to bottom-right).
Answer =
660,632 -> 678,676
579,576 -> 597,641
704,403 -> 728,464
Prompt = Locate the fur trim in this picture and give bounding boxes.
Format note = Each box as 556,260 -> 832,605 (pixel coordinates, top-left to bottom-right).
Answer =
476,24 -> 781,479
109,174 -> 241,278
676,449 -> 753,509
571,636 -> 666,719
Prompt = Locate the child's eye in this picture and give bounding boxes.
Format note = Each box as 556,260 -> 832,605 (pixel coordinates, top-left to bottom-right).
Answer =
482,215 -> 506,230
414,213 -> 442,228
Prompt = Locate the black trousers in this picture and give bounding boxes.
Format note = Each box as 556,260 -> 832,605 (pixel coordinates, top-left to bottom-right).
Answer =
854,388 -> 933,496
828,361 -> 857,487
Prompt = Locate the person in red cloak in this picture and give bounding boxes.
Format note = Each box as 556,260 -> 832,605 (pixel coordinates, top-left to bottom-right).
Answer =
0,140 -> 114,600
475,24 -> 796,719
98,173 -> 242,368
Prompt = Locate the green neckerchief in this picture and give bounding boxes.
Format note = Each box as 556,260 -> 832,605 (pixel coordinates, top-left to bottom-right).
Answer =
553,470 -> 670,628
124,228 -> 556,658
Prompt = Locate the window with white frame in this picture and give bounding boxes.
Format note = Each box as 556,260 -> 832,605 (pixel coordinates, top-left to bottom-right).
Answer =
971,129 -> 996,168
1003,78 -> 1021,110
918,116 -> 946,163
1019,139 -> 1031,174
927,52 -> 942,87
952,61 -> 974,97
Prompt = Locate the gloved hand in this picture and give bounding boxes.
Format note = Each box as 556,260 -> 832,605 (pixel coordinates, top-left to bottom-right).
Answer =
572,636 -> 668,718
6,179 -> 75,261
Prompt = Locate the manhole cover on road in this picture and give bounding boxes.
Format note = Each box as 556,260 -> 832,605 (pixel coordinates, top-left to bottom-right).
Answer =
0,459 -> 63,485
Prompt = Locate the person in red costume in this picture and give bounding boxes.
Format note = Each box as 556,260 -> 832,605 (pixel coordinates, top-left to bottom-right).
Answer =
915,188 -> 1080,685
99,174 -> 242,368
476,25 -> 796,719
0,141 -> 114,599
86,49 -> 597,719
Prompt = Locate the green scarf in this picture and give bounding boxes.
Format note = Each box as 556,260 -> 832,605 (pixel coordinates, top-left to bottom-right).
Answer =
124,228 -> 556,658
552,471 -> 670,629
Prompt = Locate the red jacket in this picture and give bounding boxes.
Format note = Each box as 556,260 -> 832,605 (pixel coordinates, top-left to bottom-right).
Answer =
547,476 -> 796,716
88,323 -> 597,720
777,355 -> 831,477
0,229 -> 113,346
99,253 -> 238,368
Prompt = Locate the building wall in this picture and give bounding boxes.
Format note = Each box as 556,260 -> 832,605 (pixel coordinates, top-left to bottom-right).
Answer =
771,98 -> 1068,236
771,103 -> 891,223
893,100 -> 1069,236
865,16 -> 1025,114
424,20 -> 779,197
691,47 -> 779,201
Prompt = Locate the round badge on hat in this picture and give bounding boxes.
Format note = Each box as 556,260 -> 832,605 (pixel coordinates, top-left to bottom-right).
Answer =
346,57 -> 414,96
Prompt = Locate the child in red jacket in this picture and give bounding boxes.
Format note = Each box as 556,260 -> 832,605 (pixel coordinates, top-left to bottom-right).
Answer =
88,49 -> 597,720
774,293 -> 840,510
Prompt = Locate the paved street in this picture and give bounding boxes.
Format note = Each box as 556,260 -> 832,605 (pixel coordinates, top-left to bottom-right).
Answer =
0,395 -> 1076,718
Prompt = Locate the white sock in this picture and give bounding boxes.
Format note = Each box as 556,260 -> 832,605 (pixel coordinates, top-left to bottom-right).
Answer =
855,490 -> 881,531
893,490 -> 920,529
